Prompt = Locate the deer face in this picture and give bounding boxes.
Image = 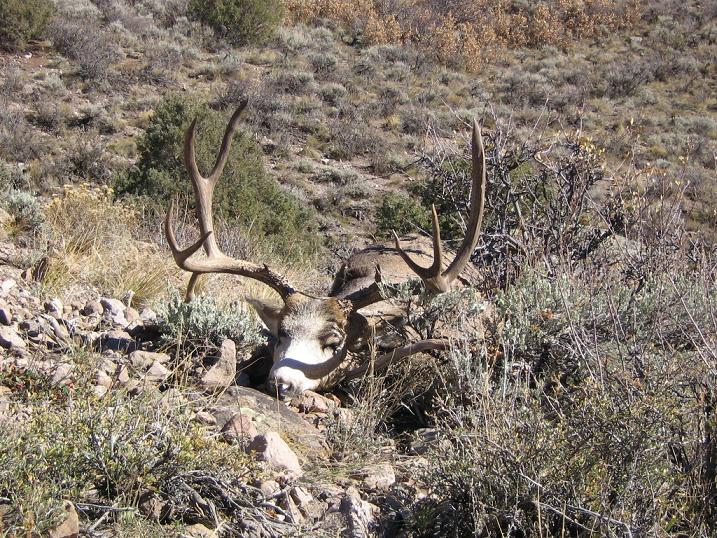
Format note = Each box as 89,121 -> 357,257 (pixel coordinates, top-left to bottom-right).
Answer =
250,295 -> 360,398
165,104 -> 486,397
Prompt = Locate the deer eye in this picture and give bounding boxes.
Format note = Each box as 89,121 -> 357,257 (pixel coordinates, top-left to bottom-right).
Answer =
323,340 -> 341,353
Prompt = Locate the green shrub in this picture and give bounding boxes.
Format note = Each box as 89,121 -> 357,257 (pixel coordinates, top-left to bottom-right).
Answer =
117,93 -> 320,260
3,189 -> 43,234
0,0 -> 55,51
188,0 -> 283,46
375,192 -> 430,237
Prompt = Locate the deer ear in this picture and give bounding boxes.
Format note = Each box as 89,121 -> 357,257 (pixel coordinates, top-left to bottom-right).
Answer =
246,298 -> 283,337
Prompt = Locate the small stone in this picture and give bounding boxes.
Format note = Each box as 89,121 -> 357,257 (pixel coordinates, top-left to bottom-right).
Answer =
221,413 -> 257,444
0,305 -> 11,326
94,384 -> 109,398
290,486 -> 313,507
98,357 -> 118,374
259,479 -> 281,497
116,365 -> 130,384
138,492 -> 167,521
184,524 -> 215,537
351,463 -> 396,490
341,487 -> 376,537
96,369 -> 113,389
247,431 -> 303,476
130,350 -> 170,369
101,298 -> 128,326
279,493 -> 304,523
48,501 -> 79,538
0,326 -> 26,350
0,279 -> 16,294
143,361 -> 170,383
140,307 -> 157,322
200,339 -> 237,390
100,297 -> 125,316
44,298 -> 64,319
291,390 -> 336,414
52,363 -> 74,385
98,330 -> 137,352
193,411 -> 217,425
81,300 -> 103,316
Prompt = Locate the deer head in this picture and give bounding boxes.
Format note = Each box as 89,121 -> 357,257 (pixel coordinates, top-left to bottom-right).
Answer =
165,101 -> 486,398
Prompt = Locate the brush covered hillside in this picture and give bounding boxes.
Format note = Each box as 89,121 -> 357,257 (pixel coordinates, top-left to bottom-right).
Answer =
0,0 -> 716,536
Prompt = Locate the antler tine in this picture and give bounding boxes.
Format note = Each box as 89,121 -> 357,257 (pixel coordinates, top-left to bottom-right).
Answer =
392,120 -> 486,294
443,119 -> 486,283
392,203 -> 448,293
166,104 -> 297,302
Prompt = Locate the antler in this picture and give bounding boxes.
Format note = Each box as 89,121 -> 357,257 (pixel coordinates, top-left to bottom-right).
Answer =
165,101 -> 296,302
393,120 -> 486,293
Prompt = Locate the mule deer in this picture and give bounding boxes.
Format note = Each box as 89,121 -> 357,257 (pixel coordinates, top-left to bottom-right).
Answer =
165,100 -> 486,398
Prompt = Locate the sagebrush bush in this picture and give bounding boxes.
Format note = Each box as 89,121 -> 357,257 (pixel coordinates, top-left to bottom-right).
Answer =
0,388 -> 255,535
156,291 -> 261,352
117,93 -> 320,261
2,189 -> 44,234
188,0 -> 283,46
0,0 -> 55,51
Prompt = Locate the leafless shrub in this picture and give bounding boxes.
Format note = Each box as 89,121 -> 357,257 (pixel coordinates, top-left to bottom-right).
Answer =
0,108 -> 45,162
48,17 -> 119,82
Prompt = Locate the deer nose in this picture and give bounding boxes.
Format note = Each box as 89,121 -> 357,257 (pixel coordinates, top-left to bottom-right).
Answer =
268,374 -> 293,400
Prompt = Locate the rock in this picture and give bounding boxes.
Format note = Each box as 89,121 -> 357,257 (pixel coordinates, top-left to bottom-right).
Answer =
94,384 -> 109,398
81,300 -> 103,316
52,363 -> 74,385
193,411 -> 216,425
408,428 -> 441,455
351,463 -> 396,490
247,431 -> 303,476
291,390 -> 336,414
140,307 -> 157,322
0,305 -> 11,326
259,479 -> 280,497
129,350 -> 170,369
221,413 -> 257,444
116,365 -> 130,384
125,307 -> 140,324
138,492 -> 168,521
0,326 -> 26,350
212,387 -> 328,459
143,361 -> 170,383
0,385 -> 13,417
341,487 -> 376,538
101,297 -> 127,326
200,339 -> 237,390
98,330 -> 137,352
44,298 -> 64,319
0,279 -> 16,294
279,492 -> 304,523
101,297 -> 125,317
48,501 -> 79,538
98,357 -> 118,375
96,369 -> 113,389
184,524 -> 215,537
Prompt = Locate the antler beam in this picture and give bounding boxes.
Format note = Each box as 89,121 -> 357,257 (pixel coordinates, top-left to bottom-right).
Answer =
164,102 -> 296,302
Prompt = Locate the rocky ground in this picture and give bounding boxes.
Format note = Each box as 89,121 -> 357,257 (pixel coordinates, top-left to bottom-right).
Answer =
0,232 -> 436,537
